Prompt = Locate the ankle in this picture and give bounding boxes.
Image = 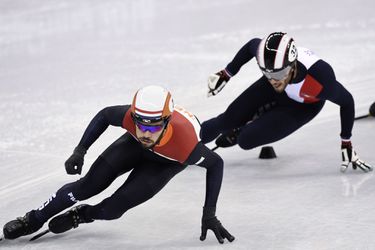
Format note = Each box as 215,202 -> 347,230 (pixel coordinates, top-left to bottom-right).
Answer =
27,210 -> 44,231
76,205 -> 94,223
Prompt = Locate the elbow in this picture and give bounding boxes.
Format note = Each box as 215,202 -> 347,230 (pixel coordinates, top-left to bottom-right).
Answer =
340,88 -> 354,107
203,151 -> 224,172
212,153 -> 224,171
342,91 -> 355,111
348,92 -> 354,106
100,107 -> 111,117
344,87 -> 354,106
332,89 -> 354,109
97,107 -> 113,123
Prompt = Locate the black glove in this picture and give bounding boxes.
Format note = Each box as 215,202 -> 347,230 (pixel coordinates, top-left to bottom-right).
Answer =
207,70 -> 230,97
341,141 -> 372,173
215,128 -> 241,148
200,207 -> 234,244
65,145 -> 87,175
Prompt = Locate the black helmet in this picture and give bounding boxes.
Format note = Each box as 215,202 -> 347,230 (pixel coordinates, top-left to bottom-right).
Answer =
256,32 -> 297,80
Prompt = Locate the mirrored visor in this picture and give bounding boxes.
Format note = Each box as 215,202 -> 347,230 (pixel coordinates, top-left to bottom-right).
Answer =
261,65 -> 292,81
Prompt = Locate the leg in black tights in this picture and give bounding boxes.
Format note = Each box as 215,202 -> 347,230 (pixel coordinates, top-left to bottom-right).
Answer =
33,133 -> 143,223
200,77 -> 276,143
85,161 -> 184,220
237,100 -> 325,149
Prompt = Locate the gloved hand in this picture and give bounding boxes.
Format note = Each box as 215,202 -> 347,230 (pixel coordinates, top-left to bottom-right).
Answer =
207,70 -> 230,97
65,145 -> 87,175
341,141 -> 373,173
200,207 -> 235,244
215,128 -> 241,148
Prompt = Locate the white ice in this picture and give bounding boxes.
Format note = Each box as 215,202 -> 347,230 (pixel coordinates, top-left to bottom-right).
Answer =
0,0 -> 375,249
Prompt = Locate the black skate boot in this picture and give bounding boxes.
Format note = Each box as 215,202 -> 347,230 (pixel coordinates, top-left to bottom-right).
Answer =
3,210 -> 43,240
215,127 -> 241,148
48,204 -> 94,234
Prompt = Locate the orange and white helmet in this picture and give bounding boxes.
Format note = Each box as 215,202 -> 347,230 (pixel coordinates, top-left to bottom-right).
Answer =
131,85 -> 174,124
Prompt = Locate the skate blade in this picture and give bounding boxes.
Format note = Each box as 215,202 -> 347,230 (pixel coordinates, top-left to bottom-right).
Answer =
30,229 -> 50,241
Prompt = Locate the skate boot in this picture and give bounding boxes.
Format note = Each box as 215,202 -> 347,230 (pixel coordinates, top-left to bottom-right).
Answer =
48,204 -> 94,234
3,210 -> 43,240
215,127 -> 241,148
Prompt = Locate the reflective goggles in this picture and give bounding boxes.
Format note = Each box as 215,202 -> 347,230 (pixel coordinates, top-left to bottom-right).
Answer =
261,65 -> 292,81
135,122 -> 165,133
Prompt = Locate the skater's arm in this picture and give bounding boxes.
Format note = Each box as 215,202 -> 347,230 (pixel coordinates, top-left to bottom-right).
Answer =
77,105 -> 130,150
311,60 -> 354,139
185,143 -> 235,244
225,38 -> 261,76
185,142 -> 223,207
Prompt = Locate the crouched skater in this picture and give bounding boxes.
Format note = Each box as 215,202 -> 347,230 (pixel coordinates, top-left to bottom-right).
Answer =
3,85 -> 234,244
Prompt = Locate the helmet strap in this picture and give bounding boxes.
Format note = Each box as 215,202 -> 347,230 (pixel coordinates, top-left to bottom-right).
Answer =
139,119 -> 170,149
287,61 -> 298,84
153,120 -> 170,146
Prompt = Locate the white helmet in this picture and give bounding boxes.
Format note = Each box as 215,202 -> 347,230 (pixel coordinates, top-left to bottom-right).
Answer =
131,85 -> 174,124
256,32 -> 298,80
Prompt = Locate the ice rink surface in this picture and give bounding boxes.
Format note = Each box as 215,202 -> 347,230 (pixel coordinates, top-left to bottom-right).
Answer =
0,0 -> 375,249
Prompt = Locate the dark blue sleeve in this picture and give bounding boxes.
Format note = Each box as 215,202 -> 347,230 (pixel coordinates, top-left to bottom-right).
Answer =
309,61 -> 355,139
78,105 -> 130,149
225,38 -> 261,76
184,142 -> 223,207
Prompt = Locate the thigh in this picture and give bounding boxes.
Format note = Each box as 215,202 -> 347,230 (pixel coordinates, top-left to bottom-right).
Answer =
200,77 -> 277,143
100,132 -> 144,176
220,77 -> 277,128
238,101 -> 325,149
74,133 -> 144,198
35,156 -> 123,222
123,160 -> 185,197
87,161 -> 185,220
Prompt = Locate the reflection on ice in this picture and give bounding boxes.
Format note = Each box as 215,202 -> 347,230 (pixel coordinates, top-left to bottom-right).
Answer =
341,172 -> 374,197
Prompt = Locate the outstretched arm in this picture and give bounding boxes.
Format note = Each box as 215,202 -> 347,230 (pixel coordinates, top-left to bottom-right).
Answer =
185,142 -> 235,244
77,105 -> 130,149
311,60 -> 354,139
207,38 -> 261,97
185,142 -> 223,207
312,61 -> 372,172
65,105 -> 129,175
225,37 -> 261,76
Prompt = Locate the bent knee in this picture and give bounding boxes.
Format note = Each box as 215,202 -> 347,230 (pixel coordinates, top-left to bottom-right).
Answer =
237,134 -> 257,150
102,209 -> 125,220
